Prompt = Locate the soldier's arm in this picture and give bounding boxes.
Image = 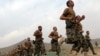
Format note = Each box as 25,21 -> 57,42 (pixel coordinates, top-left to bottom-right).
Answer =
48,32 -> 53,38
23,42 -> 28,49
60,8 -> 73,20
30,41 -> 33,47
33,30 -> 39,36
81,15 -> 85,20
56,32 -> 59,38
79,15 -> 85,21
30,42 -> 33,49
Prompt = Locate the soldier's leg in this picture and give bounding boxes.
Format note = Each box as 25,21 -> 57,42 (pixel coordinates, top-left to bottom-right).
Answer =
41,41 -> 46,55
34,41 -> 39,56
89,42 -> 97,55
82,46 -> 89,56
65,28 -> 70,43
33,42 -> 36,56
65,28 -> 75,44
75,33 -> 84,53
26,49 -> 29,56
20,51 -> 24,56
52,40 -> 56,51
24,49 -> 28,56
70,43 -> 77,54
16,52 -> 19,56
34,47 -> 37,56
77,42 -> 82,54
72,42 -> 79,55
76,39 -> 83,53
56,41 -> 61,56
51,39 -> 54,51
28,48 -> 33,56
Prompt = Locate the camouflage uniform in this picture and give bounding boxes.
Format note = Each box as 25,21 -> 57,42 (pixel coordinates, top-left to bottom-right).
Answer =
74,23 -> 84,52
19,45 -> 24,56
16,45 -> 22,56
34,30 -> 46,56
62,8 -> 76,44
24,39 -> 33,56
49,31 -> 60,56
84,33 -> 96,55
34,39 -> 46,56
81,37 -> 89,53
70,22 -> 84,53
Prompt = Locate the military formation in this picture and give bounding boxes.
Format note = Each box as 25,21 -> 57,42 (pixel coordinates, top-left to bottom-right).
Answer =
60,0 -> 97,56
6,37 -> 34,56
6,0 -> 97,56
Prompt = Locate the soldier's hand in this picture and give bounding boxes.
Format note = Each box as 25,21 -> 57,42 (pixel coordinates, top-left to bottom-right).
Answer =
82,15 -> 85,19
25,47 -> 28,49
68,16 -> 73,20
42,38 -> 44,40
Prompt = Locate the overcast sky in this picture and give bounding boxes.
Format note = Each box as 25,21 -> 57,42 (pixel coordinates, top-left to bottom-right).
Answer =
0,0 -> 100,48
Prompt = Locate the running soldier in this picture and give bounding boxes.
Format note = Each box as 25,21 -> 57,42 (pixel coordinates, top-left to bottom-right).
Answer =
84,31 -> 97,55
23,37 -> 33,56
12,48 -> 17,56
81,33 -> 90,56
70,15 -> 85,55
19,44 -> 24,56
60,0 -> 86,55
49,26 -> 60,56
16,45 -> 22,56
33,26 -> 46,56
60,0 -> 76,44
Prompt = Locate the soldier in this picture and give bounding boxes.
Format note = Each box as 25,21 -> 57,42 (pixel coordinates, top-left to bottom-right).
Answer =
33,26 -> 46,56
85,31 -> 97,55
12,49 -> 17,56
7,52 -> 11,56
70,15 -> 85,55
14,48 -> 18,56
23,37 -> 33,56
60,0 -> 76,44
81,34 -> 90,56
49,26 -> 60,56
60,0 -> 86,55
8,52 -> 12,56
19,44 -> 24,56
16,45 -> 22,56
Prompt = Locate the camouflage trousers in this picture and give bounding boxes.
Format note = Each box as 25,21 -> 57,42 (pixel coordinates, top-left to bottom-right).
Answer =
81,40 -> 89,53
71,32 -> 84,53
65,27 -> 76,44
34,40 -> 46,56
16,51 -> 24,56
51,39 -> 61,55
88,41 -> 96,54
24,48 -> 33,56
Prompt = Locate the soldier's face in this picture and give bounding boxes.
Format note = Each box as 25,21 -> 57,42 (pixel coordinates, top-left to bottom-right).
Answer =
27,37 -> 30,41
39,27 -> 42,31
70,1 -> 74,7
76,16 -> 81,23
87,32 -> 89,35
53,27 -> 57,31
28,39 -> 30,41
68,1 -> 74,7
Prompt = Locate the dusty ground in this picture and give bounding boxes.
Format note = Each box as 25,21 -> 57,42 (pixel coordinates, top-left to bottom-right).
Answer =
63,46 -> 100,56
0,43 -> 100,56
